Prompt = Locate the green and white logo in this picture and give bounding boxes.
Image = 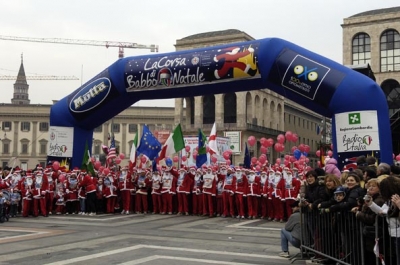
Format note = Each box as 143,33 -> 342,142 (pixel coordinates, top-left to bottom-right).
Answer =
348,113 -> 361,125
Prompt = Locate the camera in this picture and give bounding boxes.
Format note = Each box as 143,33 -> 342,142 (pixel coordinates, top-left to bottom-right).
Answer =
363,195 -> 372,203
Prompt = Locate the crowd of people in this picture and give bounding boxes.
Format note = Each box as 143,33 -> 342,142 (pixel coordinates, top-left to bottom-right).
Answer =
0,155 -> 399,265
279,156 -> 400,265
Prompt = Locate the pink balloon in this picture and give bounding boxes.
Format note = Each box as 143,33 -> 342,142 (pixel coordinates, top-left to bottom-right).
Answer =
94,161 -> 101,170
285,131 -> 293,141
255,165 -> 261,171
277,134 -> 285,144
173,156 -> 179,163
304,145 -> 310,153
276,158 -> 281,164
317,161 -> 321,167
260,146 -> 267,154
58,174 -> 66,183
248,136 -> 256,147
226,159 -> 231,166
260,137 -> 266,146
91,156 -> 96,163
52,161 -> 60,171
284,155 -> 290,161
185,145 -> 191,152
115,158 -> 121,164
103,168 -> 110,175
119,153 -> 125,160
99,166 -> 104,172
327,151 -> 333,157
193,151 -> 198,160
305,158 -> 310,163
259,155 -> 266,164
223,151 -> 230,160
284,160 -> 290,166
211,155 -> 218,163
182,156 -> 187,162
140,156 -> 147,163
291,146 -> 298,153
267,138 -> 274,147
292,133 -> 298,142
289,156 -> 296,163
251,157 -> 258,164
298,144 -> 305,152
396,154 -> 400,161
316,150 -> 321,157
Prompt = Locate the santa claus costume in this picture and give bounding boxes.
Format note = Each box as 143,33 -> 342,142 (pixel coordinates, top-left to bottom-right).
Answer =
20,172 -> 33,217
259,171 -> 268,219
161,167 -> 177,214
234,167 -> 248,219
118,167 -> 133,214
150,170 -> 162,214
220,166 -> 236,218
269,169 -> 285,222
282,169 -> 300,219
78,171 -> 97,216
202,167 -> 216,218
55,183 -> 66,214
192,168 -> 204,216
45,168 -> 56,215
104,173 -> 118,214
95,176 -> 105,214
32,169 -> 49,217
176,167 -> 192,215
135,169 -> 150,214
247,170 -> 261,219
65,173 -> 79,214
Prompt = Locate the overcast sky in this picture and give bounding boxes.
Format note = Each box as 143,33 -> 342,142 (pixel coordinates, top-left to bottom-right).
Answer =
0,0 -> 399,107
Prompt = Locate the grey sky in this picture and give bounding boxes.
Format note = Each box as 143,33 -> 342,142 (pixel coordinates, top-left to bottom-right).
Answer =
0,0 -> 398,106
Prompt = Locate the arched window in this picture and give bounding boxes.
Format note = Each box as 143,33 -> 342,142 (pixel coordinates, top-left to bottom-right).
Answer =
352,33 -> 371,65
381,79 -> 400,110
202,95 -> 215,125
380,30 -> 400,72
223,93 -> 237,124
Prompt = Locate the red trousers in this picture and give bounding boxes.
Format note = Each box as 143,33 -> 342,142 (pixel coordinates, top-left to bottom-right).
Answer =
216,196 -> 223,215
272,196 -> 284,220
136,193 -> 148,213
235,193 -> 245,217
162,193 -> 172,213
260,196 -> 268,218
222,192 -> 235,217
202,193 -> 214,216
120,190 -> 131,212
192,194 -> 203,215
151,194 -> 162,213
46,192 -> 54,214
267,198 -> 274,219
106,196 -> 116,213
56,205 -> 65,214
284,199 -> 295,219
33,198 -> 47,216
177,192 -> 188,213
247,196 -> 259,217
22,199 -> 31,217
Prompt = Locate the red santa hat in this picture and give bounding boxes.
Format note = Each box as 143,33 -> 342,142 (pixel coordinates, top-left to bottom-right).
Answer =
14,166 -> 21,173
179,166 -> 187,172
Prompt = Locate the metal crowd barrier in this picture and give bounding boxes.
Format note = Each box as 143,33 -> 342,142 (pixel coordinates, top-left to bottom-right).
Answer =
290,207 -> 399,265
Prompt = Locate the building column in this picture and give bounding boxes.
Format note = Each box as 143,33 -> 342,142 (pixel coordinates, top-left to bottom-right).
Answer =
174,98 -> 183,126
194,96 -> 203,128
12,121 -> 19,157
103,123 -> 109,144
121,123 -> 127,155
31,121 -> 37,156
236,92 -> 246,128
215,94 -> 224,126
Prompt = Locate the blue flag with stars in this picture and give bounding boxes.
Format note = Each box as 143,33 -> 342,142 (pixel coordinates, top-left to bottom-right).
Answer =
137,125 -> 161,161
243,143 -> 251,169
196,129 -> 208,168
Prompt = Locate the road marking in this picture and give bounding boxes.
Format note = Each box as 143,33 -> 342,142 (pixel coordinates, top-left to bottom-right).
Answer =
43,244 -> 285,265
0,234 -> 133,262
0,227 -> 67,244
226,219 -> 282,230
120,255 -> 258,265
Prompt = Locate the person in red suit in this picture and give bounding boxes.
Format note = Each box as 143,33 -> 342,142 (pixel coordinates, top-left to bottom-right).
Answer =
45,167 -> 56,215
271,169 -> 285,222
20,172 -> 33,217
32,169 -> 49,217
282,168 -> 301,219
118,167 -> 133,215
161,167 -> 177,215
192,168 -> 203,216
150,170 -> 162,214
95,176 -> 105,214
202,167 -> 216,218
259,170 -> 268,219
221,166 -> 236,218
78,170 -> 97,216
265,168 -> 276,221
104,173 -> 118,214
213,46 -> 257,79
176,167 -> 192,216
65,172 -> 79,214
135,169 -> 150,214
234,167 -> 248,219
55,183 -> 66,215
247,169 -> 261,219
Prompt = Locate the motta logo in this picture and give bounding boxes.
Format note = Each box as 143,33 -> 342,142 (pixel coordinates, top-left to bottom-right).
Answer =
69,78 -> 111,113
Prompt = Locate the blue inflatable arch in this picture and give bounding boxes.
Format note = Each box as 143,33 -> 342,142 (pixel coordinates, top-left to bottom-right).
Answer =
50,38 -> 392,169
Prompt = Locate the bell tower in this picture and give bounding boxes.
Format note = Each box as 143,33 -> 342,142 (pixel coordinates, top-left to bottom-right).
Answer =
11,53 -> 30,105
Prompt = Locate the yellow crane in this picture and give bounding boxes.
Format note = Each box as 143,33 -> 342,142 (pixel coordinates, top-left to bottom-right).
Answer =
0,35 -> 159,58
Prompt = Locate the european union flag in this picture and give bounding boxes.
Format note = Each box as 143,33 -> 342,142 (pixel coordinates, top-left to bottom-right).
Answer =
136,125 -> 161,161
196,129 -> 207,168
243,143 -> 251,169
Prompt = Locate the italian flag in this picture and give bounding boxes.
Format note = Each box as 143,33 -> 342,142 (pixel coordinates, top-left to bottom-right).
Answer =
158,124 -> 185,161
129,132 -> 138,165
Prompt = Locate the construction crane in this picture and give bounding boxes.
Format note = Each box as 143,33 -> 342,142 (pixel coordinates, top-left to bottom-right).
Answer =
0,75 -> 79,81
0,35 -> 159,59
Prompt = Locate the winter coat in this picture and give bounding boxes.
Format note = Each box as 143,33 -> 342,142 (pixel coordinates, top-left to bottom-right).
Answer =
324,158 -> 341,179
